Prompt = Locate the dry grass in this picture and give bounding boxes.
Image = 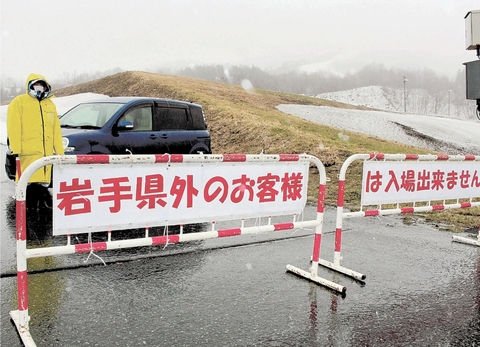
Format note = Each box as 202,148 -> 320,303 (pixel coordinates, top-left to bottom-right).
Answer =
54,71 -> 479,232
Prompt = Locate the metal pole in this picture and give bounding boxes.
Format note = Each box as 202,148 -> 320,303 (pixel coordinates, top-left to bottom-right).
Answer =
448,90 -> 451,117
403,76 -> 408,113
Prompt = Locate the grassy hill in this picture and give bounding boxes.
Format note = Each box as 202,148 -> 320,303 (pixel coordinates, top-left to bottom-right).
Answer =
54,71 -> 479,232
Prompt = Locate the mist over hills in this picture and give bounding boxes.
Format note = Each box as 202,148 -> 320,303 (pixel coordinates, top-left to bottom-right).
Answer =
2,63 -> 476,119
176,64 -> 477,120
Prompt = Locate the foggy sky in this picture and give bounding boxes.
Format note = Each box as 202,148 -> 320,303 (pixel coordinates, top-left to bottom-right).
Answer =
1,0 -> 479,83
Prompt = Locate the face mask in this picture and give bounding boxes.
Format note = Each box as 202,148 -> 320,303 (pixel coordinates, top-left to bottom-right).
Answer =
33,85 -> 45,92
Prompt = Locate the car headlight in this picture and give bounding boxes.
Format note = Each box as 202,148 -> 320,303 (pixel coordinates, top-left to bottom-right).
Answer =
62,137 -> 75,152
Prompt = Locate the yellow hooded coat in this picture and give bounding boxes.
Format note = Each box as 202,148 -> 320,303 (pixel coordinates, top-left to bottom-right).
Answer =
7,73 -> 64,183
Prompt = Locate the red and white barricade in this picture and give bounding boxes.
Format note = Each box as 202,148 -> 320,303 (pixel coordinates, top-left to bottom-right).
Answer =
316,153 -> 480,284
10,153 -> 334,346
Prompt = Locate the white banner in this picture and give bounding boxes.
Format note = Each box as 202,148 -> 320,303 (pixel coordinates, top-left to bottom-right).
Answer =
53,162 -> 309,235
361,160 -> 480,205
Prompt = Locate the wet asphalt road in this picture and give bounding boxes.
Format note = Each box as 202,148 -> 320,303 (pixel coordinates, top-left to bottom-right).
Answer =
1,145 -> 479,347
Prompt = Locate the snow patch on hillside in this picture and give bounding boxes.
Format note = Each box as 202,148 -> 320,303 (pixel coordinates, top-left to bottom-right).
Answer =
277,104 -> 480,155
316,86 -> 476,120
317,86 -> 401,112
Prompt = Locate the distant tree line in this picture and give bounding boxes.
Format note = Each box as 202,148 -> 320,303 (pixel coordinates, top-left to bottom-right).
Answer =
175,63 -> 474,118
1,64 -> 471,117
175,63 -> 465,97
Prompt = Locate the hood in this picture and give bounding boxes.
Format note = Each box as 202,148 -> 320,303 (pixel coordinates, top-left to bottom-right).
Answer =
26,73 -> 52,100
61,128 -> 96,136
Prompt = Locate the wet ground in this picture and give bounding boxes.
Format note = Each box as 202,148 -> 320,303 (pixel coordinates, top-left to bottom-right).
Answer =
1,144 -> 479,347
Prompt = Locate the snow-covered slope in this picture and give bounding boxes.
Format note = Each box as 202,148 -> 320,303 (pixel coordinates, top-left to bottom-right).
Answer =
277,104 -> 480,155
317,86 -> 400,111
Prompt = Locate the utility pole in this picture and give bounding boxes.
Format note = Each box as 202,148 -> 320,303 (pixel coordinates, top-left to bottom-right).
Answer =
403,76 -> 408,113
448,89 -> 452,117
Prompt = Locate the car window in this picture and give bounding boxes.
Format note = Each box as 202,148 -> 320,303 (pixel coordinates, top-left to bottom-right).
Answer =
119,107 -> 153,131
154,107 -> 187,130
60,103 -> 124,127
189,106 -> 207,130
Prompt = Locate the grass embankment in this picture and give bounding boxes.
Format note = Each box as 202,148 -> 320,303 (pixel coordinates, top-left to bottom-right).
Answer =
54,71 -> 479,232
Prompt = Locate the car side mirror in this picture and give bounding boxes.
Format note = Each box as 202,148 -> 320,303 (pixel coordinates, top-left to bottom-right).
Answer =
117,120 -> 134,130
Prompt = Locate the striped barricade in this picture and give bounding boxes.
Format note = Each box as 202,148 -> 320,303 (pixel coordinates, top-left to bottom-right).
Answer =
317,153 -> 480,285
9,153 -> 332,346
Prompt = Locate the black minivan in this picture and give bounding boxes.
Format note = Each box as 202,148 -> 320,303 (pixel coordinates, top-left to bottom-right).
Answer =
5,97 -> 211,180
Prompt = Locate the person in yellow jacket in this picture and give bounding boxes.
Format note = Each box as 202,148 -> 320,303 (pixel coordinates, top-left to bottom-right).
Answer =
7,73 -> 64,209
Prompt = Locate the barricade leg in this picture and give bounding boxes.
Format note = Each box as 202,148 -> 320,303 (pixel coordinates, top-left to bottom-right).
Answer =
286,182 -> 346,294
286,219 -> 346,294
317,179 -> 366,281
10,198 -> 37,346
452,225 -> 480,247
